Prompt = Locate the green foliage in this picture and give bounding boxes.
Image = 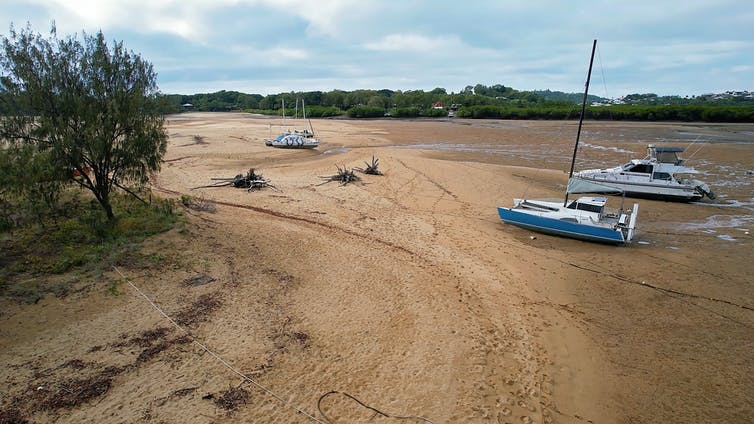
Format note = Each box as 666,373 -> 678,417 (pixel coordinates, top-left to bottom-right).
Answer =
0,192 -> 179,303
106,279 -> 124,296
347,106 -> 387,118
161,90 -> 264,112
452,103 -> 754,122
245,104 -> 344,118
391,107 -> 420,118
303,105 -> 343,117
422,108 -> 448,117
532,89 -> 604,105
584,104 -> 754,122
1,24 -> 167,220
154,80 -> 753,123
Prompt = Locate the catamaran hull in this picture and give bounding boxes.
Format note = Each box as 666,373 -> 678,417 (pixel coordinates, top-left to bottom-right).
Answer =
571,176 -> 704,201
266,134 -> 320,149
269,143 -> 319,149
497,207 -> 627,244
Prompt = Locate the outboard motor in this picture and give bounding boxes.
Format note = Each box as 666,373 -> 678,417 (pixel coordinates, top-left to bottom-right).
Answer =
690,180 -> 716,200
695,182 -> 716,200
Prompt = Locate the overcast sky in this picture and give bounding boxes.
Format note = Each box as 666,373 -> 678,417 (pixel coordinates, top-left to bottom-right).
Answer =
3,0 -> 753,97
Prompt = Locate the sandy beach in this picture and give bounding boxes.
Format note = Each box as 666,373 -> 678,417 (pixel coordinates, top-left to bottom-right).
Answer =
2,112 -> 752,423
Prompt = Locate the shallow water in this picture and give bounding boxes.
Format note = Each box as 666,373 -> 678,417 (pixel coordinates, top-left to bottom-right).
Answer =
678,214 -> 754,231
387,121 -> 754,212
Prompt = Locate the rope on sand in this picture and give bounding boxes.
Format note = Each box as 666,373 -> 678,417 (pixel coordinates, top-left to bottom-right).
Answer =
317,391 -> 435,424
115,266 -> 436,423
113,266 -> 326,423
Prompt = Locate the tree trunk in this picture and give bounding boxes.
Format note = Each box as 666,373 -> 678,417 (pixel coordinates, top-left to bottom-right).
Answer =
94,186 -> 115,220
103,199 -> 114,220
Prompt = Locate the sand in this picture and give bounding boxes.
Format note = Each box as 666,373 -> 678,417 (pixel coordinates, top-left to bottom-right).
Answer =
1,113 -> 752,423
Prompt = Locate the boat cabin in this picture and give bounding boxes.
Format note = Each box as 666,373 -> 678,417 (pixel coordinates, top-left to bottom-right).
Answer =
566,196 -> 607,214
620,161 -> 673,181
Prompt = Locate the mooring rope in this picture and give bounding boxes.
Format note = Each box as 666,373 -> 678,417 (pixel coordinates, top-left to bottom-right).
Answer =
317,391 -> 436,424
113,266 -> 327,423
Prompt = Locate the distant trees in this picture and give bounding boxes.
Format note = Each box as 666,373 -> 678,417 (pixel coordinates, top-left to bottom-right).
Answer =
452,103 -> 754,122
347,106 -> 385,118
155,83 -> 753,123
161,91 -> 264,112
1,25 -> 167,220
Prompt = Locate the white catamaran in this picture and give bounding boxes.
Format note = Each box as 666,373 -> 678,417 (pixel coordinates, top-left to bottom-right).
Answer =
497,40 -> 639,244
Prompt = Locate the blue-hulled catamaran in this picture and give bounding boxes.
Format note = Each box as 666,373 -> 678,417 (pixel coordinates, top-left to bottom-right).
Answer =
497,40 -> 639,244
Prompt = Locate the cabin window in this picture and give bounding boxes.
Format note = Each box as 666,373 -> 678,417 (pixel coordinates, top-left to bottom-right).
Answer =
652,172 -> 672,181
627,164 -> 653,174
566,202 -> 603,213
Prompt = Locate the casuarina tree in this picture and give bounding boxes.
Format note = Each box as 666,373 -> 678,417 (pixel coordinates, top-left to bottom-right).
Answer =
0,24 -> 167,220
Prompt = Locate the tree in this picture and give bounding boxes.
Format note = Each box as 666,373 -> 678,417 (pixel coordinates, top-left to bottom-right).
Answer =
1,25 -> 167,220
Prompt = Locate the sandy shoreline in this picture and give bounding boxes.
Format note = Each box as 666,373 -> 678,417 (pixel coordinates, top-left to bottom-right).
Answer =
2,112 -> 752,423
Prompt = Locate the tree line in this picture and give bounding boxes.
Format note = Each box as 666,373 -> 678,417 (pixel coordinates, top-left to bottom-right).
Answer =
159,87 -> 754,123
158,84 -> 550,115
454,104 -> 754,123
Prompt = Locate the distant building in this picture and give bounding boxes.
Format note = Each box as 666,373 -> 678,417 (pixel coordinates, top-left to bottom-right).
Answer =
432,101 -> 444,109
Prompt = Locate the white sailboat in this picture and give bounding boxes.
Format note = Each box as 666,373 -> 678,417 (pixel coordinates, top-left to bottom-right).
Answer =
497,40 -> 639,244
265,98 -> 320,149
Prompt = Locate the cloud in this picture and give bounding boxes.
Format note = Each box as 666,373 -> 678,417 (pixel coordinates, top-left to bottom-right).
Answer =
9,0 -> 210,39
364,33 -> 463,52
14,0 -> 364,40
2,0 -> 752,95
257,0 -> 365,37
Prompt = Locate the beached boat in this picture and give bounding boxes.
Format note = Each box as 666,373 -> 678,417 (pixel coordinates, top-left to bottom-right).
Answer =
573,145 -> 715,201
264,98 -> 320,149
497,40 -> 639,244
265,130 -> 320,149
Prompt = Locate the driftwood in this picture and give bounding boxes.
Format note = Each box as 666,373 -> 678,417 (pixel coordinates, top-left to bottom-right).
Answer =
193,168 -> 279,191
319,165 -> 361,186
355,155 -> 383,175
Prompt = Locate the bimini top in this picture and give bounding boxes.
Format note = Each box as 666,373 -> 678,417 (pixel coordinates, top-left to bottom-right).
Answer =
654,147 -> 684,153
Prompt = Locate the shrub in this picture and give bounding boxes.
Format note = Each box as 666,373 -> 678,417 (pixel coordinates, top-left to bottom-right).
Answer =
346,106 -> 386,118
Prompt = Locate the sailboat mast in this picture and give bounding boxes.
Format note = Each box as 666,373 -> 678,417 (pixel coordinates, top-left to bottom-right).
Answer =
564,39 -> 597,207
303,98 -> 316,134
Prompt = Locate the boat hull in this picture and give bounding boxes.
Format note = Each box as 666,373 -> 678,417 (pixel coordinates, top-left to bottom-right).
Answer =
269,143 -> 319,149
266,134 -> 320,149
571,176 -> 703,201
497,207 -> 626,244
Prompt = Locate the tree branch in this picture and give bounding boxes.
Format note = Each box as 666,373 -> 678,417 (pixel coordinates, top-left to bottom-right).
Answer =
114,181 -> 148,205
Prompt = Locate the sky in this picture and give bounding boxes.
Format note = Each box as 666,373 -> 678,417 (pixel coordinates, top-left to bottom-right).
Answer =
2,0 -> 753,97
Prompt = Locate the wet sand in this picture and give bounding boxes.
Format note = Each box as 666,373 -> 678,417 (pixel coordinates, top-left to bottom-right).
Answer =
1,113 -> 752,423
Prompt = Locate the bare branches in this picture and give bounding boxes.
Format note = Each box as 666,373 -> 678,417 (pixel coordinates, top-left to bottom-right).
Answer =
354,155 -> 383,175
319,165 -> 361,186
193,168 -> 279,192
